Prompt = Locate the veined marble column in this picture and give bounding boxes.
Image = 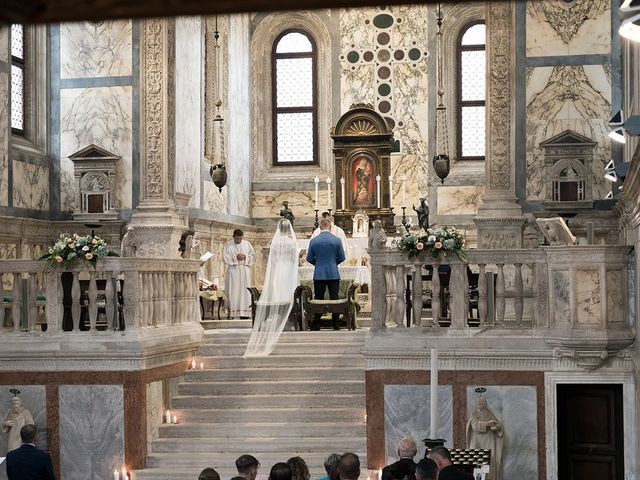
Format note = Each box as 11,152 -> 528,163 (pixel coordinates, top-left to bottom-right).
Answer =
0,27 -> 9,207
131,18 -> 184,257
474,2 -> 524,249
227,13 -> 251,218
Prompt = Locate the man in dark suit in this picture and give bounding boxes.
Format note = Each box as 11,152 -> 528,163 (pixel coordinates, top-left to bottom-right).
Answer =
6,424 -> 55,480
306,218 -> 346,330
382,437 -> 418,480
427,446 -> 473,480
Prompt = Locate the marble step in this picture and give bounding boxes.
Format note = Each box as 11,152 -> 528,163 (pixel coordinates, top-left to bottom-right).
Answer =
151,435 -> 366,453
202,329 -> 366,343
183,366 -> 364,382
157,422 -> 366,438
197,342 -> 363,356
200,319 -> 252,330
200,354 -> 364,369
177,380 -> 365,396
145,452 -> 368,469
167,407 -> 366,424
171,393 -> 365,409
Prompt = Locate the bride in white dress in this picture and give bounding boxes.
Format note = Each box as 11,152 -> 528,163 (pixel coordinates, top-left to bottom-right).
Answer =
244,219 -> 299,357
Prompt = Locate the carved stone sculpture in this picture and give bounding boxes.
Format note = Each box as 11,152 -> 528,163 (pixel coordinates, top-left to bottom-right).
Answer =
466,395 -> 504,480
2,396 -> 35,453
536,217 -> 576,246
120,226 -> 138,257
279,201 -> 295,226
368,220 -> 387,251
413,198 -> 429,230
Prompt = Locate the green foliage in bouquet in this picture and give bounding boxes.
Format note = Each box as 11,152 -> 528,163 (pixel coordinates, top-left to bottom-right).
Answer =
394,226 -> 468,262
39,233 -> 119,271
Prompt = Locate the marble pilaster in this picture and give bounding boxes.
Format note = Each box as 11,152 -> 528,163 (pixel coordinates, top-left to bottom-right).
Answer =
474,1 -> 524,249
227,14 -> 252,218
59,385 -> 124,479
0,70 -> 8,208
130,18 -> 184,257
146,380 -> 163,455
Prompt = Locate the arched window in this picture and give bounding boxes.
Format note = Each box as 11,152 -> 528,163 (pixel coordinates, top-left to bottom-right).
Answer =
271,30 -> 317,165
11,24 -> 25,135
457,22 -> 485,161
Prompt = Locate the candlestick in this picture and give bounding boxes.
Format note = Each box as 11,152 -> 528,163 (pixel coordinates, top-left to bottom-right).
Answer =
340,177 -> 345,211
114,469 -> 120,480
430,348 -> 438,439
401,175 -> 407,207
376,175 -> 381,209
401,206 -> 408,228
314,176 -> 319,210
165,409 -> 171,424
314,209 -> 319,229
388,175 -> 393,207
326,177 -> 332,210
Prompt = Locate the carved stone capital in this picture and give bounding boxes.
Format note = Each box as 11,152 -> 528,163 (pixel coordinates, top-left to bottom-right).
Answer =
474,217 -> 525,249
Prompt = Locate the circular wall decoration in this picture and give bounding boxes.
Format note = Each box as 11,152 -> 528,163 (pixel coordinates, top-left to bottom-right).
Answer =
373,13 -> 394,29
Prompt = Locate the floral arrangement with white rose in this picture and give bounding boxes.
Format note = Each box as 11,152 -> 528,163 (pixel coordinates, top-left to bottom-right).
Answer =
39,233 -> 119,271
394,226 -> 468,262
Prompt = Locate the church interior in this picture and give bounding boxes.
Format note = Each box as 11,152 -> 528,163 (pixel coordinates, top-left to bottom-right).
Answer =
0,0 -> 639,479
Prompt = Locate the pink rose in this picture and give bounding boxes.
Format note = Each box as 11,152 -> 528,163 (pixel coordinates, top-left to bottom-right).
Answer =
416,242 -> 424,250
434,241 -> 443,249
55,256 -> 63,263
85,253 -> 94,260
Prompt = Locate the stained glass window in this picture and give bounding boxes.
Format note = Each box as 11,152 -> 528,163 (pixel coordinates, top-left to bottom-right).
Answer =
272,30 -> 317,165
457,22 -> 485,160
11,24 -> 25,134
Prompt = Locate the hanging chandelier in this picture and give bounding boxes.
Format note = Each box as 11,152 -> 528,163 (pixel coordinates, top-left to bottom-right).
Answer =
432,3 -> 450,184
208,15 -> 227,192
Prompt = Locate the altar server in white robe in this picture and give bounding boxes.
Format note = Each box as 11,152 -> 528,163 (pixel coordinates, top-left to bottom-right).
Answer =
223,228 -> 257,318
311,211 -> 351,259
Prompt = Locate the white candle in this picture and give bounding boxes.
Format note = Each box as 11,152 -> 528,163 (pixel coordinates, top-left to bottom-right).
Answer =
340,177 -> 345,210
376,175 -> 381,208
165,409 -> 171,424
401,175 -> 407,207
121,467 -> 127,479
378,468 -> 382,480
173,414 -> 177,424
326,177 -> 332,210
200,362 -> 204,370
388,175 -> 394,207
114,469 -> 120,480
191,359 -> 196,370
314,176 -> 319,210
430,348 -> 438,439
364,413 -> 367,424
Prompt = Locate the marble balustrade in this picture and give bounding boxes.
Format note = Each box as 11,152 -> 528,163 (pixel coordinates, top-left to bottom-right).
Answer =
0,257 -> 200,333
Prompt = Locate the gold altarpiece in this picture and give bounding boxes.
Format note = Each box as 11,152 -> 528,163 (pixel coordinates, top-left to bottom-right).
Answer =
332,104 -> 395,233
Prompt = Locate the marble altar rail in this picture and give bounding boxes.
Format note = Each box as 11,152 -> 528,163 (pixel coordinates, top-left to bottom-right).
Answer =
0,257 -> 199,333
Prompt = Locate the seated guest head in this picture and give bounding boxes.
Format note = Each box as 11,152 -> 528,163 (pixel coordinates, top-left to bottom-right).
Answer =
20,424 -> 38,444
397,437 -> 417,459
427,446 -> 452,470
320,218 -> 332,230
269,462 -> 293,480
236,454 -> 260,480
199,467 -> 221,480
415,458 -> 438,480
338,452 -> 360,480
323,453 -> 341,480
287,456 -> 310,480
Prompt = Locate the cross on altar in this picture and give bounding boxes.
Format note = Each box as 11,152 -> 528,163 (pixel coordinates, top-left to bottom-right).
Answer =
340,8 -> 428,127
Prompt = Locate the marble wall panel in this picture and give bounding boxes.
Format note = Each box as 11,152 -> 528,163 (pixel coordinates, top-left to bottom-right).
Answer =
526,66 -> 611,201
59,385 -> 124,479
552,270 -> 571,326
0,71 -> 7,207
576,269 -> 601,324
606,270 -> 625,323
0,26 -> 8,62
59,86 -> 132,211
146,380 -> 163,455
175,17 -> 202,209
12,161 -> 49,210
0,385 -> 47,469
60,21 -> 132,78
466,386 -> 538,480
384,385 -> 453,463
203,181 -> 227,214
437,186 -> 484,215
252,191 -> 320,219
526,1 -> 610,57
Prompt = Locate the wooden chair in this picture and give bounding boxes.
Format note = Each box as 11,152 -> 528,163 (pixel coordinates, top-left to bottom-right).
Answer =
295,279 -> 360,331
247,287 -> 303,330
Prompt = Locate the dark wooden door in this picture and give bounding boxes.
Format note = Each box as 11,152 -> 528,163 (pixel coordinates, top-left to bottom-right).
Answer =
557,384 -> 624,480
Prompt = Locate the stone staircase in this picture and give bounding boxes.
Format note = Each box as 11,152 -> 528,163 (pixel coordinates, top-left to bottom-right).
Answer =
133,329 -> 368,480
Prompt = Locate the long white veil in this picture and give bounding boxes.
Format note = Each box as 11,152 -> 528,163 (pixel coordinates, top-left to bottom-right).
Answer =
244,219 -> 299,357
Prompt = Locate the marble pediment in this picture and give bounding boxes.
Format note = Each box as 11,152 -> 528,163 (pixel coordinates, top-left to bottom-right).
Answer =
539,130 -> 597,148
68,144 -> 121,162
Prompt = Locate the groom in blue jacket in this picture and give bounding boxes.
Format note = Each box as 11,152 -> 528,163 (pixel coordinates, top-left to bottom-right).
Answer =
306,218 -> 346,330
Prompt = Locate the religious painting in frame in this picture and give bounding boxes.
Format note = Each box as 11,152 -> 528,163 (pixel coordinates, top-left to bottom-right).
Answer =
351,153 -> 376,208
